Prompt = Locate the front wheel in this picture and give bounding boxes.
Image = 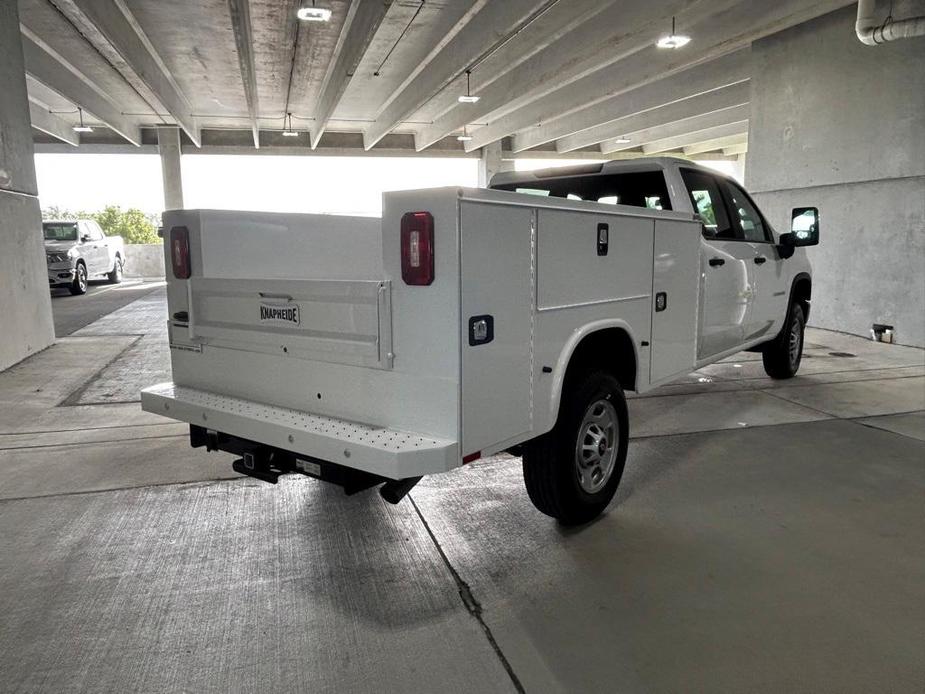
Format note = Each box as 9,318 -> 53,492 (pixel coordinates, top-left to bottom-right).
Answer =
69,262 -> 88,295
522,371 -> 628,525
762,303 -> 805,379
108,256 -> 123,284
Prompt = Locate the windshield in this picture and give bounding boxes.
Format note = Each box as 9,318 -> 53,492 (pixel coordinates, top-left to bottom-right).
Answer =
44,223 -> 79,241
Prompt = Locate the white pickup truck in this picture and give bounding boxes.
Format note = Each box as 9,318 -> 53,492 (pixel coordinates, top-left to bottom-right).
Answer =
142,158 -> 818,524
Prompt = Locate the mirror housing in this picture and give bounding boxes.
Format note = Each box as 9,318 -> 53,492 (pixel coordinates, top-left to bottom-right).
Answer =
778,207 -> 819,258
80,233 -> 92,243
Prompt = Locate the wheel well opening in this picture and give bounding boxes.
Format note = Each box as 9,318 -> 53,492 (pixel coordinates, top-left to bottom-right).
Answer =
564,328 -> 637,393
793,277 -> 812,321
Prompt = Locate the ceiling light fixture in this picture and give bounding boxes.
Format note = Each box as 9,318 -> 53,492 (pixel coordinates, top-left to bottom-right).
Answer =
458,70 -> 480,104
72,106 -> 93,133
457,125 -> 473,143
282,112 -> 299,137
656,16 -> 691,49
613,136 -> 631,144
297,1 -> 331,22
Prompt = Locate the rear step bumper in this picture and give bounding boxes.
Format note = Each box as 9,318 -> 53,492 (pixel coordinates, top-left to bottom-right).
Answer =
141,382 -> 459,479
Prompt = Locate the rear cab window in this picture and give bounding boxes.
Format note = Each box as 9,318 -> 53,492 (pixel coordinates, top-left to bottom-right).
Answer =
494,170 -> 673,212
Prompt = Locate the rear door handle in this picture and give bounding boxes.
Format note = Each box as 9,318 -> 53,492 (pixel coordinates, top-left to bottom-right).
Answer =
754,256 -> 767,265
709,257 -> 725,267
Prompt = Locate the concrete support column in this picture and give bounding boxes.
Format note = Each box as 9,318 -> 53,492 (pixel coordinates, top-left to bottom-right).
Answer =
0,0 -> 55,370
477,141 -> 510,187
731,154 -> 746,183
157,125 -> 184,210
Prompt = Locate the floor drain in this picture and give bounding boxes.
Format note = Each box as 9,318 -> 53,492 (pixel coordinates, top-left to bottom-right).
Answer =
829,351 -> 856,357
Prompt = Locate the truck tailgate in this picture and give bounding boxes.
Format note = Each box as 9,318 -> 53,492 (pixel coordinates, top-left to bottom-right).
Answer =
185,276 -> 392,369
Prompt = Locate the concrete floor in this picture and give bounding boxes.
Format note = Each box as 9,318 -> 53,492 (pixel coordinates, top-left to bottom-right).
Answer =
50,279 -> 164,338
1,290 -> 923,693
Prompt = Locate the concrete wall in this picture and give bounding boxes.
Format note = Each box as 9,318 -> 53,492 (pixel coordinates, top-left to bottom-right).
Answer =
746,3 -> 925,347
124,244 -> 166,278
0,0 -> 55,370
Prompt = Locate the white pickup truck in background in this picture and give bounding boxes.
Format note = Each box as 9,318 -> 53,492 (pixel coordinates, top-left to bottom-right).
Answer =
142,158 -> 818,524
44,219 -> 125,294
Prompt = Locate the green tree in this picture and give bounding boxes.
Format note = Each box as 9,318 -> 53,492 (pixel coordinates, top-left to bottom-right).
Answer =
92,205 -> 160,244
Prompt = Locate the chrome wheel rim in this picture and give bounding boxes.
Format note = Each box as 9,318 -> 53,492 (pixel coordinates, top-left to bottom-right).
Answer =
575,399 -> 618,494
77,266 -> 87,291
789,318 -> 802,368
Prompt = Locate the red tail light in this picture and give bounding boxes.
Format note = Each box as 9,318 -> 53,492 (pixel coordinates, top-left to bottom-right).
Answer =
170,226 -> 190,279
400,212 -> 434,286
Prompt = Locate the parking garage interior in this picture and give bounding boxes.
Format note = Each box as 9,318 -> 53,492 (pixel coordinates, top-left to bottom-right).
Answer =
0,1 -> 923,692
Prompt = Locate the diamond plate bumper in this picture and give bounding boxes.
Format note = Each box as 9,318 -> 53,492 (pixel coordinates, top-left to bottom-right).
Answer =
141,383 -> 459,479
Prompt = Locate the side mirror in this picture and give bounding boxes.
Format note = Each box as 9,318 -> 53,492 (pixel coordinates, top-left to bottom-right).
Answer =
80,234 -> 92,243
778,207 -> 819,258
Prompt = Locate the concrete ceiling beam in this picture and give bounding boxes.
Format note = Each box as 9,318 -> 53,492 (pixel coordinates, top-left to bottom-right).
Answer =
311,0 -> 391,149
643,121 -> 748,154
411,0 -> 618,138
722,143 -> 748,156
460,0 -> 854,153
600,103 -> 750,154
20,31 -> 143,146
683,134 -> 749,156
416,0 -> 721,152
363,0 -> 553,150
227,0 -> 259,148
47,0 -> 201,146
512,51 -> 749,153
28,99 -> 78,146
561,81 -> 750,154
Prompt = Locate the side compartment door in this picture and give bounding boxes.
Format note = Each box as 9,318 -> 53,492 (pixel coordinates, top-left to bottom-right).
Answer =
460,202 -> 534,457
650,218 -> 701,383
679,169 -> 757,360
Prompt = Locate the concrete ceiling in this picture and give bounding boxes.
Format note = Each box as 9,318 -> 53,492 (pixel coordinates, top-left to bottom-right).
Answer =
19,0 -> 856,158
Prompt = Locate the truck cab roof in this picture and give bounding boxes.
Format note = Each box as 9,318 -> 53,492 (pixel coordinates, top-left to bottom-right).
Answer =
488,157 -> 724,190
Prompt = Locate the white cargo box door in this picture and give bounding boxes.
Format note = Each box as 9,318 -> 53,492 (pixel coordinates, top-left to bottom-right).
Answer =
186,277 -> 393,369
460,201 -> 534,456
649,219 -> 701,383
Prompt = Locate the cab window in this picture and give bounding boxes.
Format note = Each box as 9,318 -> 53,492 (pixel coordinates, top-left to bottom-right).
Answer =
493,170 -> 673,211
680,169 -> 733,239
88,222 -> 104,241
721,181 -> 770,243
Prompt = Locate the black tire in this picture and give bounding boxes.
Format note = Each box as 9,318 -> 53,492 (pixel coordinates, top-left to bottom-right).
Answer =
69,262 -> 88,295
762,302 -> 805,379
522,371 -> 629,525
108,256 -> 123,284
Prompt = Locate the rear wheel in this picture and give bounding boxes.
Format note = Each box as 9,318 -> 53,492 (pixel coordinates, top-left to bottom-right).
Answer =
69,262 -> 88,295
108,256 -> 123,284
762,302 -> 805,379
522,371 -> 628,525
